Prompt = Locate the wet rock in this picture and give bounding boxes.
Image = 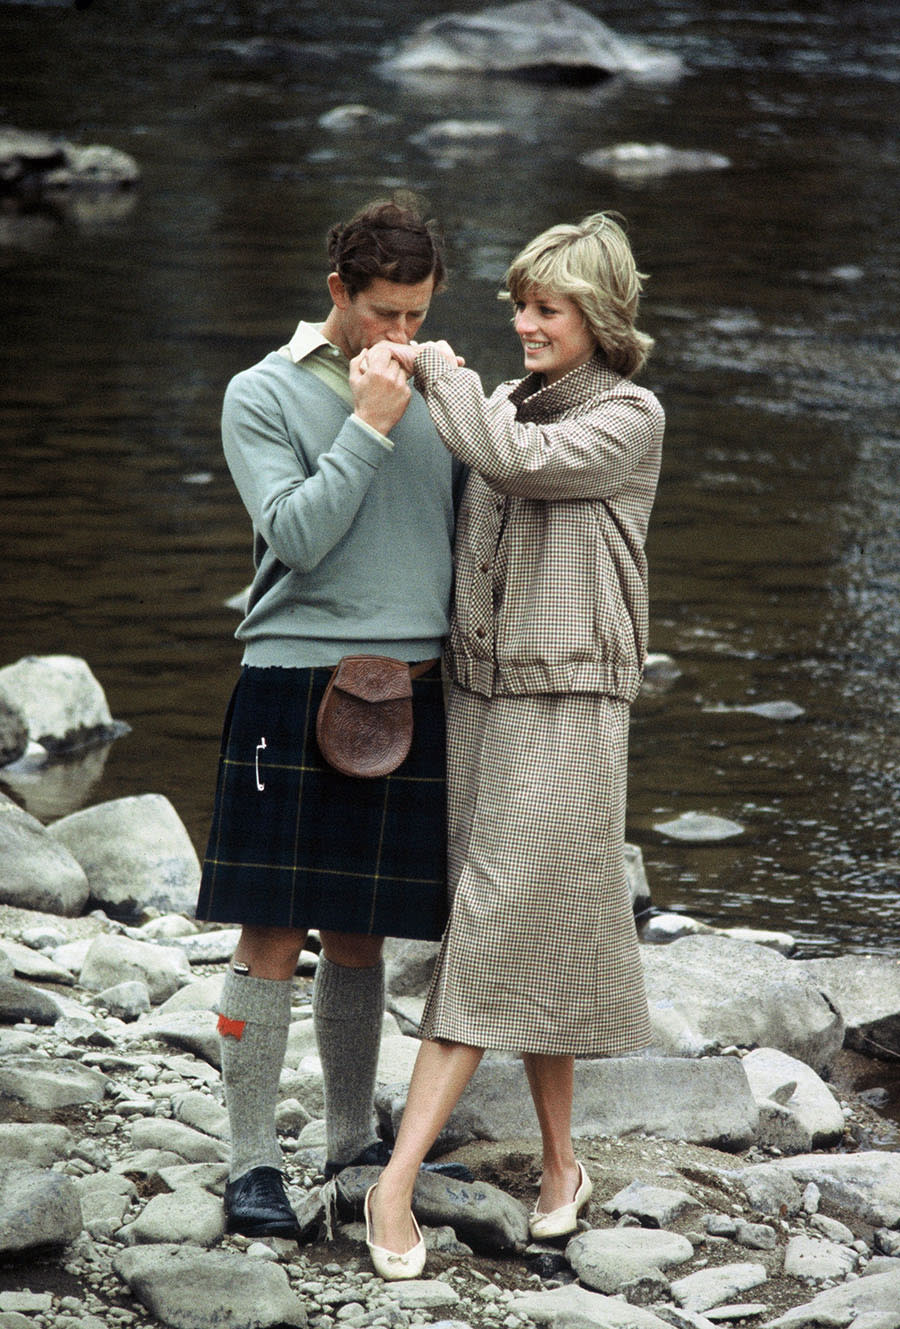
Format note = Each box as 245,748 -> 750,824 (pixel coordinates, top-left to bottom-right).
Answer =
670,1263 -> 768,1314
642,935 -> 845,1071
741,1047 -> 845,1152
79,934 -> 191,1005
653,812 -> 744,842
0,654 -> 123,752
0,127 -> 138,191
0,1162 -> 83,1254
383,1 -> 684,82
411,119 -> 520,166
581,143 -> 730,179
0,796 -> 91,916
48,793 -> 201,918
318,104 -> 395,131
0,1056 -> 108,1110
796,954 -> 900,1059
566,1227 -> 694,1295
380,1053 -> 758,1154
113,1243 -> 307,1328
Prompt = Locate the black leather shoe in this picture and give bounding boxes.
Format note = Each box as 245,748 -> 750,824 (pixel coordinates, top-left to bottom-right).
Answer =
224,1166 -> 302,1239
323,1141 -> 474,1183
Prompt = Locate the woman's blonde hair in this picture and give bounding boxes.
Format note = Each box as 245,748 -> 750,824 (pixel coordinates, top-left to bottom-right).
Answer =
503,212 -> 654,378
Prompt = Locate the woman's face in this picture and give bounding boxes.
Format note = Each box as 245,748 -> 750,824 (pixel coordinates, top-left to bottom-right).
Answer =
513,289 -> 597,385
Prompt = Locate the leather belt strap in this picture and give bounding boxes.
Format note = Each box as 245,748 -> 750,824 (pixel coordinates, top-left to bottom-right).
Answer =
409,659 -> 439,679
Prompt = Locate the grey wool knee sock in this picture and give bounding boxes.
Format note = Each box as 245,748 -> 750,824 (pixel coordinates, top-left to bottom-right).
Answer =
218,969 -> 292,1181
313,955 -> 385,1166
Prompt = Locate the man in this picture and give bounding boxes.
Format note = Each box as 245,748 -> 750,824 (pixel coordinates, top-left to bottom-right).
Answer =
196,198 -> 463,1239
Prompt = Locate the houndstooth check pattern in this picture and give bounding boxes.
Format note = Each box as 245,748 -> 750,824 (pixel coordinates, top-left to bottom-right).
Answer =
419,685 -> 651,1055
413,347 -> 663,1055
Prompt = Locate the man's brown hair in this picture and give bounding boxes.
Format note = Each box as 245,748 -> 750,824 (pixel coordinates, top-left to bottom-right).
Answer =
326,196 -> 446,298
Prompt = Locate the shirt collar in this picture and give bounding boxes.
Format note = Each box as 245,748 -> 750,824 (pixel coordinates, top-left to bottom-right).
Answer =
279,320 -> 347,364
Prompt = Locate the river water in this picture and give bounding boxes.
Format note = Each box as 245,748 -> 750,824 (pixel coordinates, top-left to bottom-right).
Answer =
1,0 -> 898,958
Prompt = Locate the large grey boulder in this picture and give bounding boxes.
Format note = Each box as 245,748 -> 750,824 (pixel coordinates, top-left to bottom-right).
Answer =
0,1162 -> 83,1254
740,1047 -> 845,1152
511,1283 -> 675,1329
113,1243 -> 307,1329
763,1269 -> 900,1328
0,128 -> 139,192
740,1152 -> 900,1228
0,1124 -> 73,1168
379,1053 -> 758,1152
796,954 -> 900,1059
79,934 -> 192,1005
0,1056 -> 108,1111
48,793 -> 201,918
0,796 -> 90,916
382,1 -> 684,82
566,1227 -> 694,1295
0,654 -> 122,752
0,975 -> 62,1026
337,1165 -> 530,1255
641,935 -> 845,1071
119,1186 -> 225,1247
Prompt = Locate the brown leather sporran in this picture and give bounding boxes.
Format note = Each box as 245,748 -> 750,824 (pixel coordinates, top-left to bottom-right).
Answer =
316,655 -> 431,779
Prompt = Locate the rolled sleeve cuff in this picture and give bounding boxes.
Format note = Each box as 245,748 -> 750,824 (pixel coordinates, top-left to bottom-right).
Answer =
349,414 -> 395,454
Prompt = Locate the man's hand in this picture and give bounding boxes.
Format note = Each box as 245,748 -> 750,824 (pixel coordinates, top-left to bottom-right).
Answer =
349,342 -> 412,436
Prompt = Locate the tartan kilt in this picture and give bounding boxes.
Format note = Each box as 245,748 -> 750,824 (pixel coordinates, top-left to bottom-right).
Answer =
196,664 -> 448,940
419,684 -> 651,1056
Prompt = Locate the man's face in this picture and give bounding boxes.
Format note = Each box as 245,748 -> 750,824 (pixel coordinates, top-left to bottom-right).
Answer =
328,273 -> 435,359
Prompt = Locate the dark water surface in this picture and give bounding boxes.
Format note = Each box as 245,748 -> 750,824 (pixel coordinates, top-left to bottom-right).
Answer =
1,0 -> 899,956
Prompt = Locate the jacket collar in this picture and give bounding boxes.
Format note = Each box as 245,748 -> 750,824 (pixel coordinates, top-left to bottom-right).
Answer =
508,352 -> 621,420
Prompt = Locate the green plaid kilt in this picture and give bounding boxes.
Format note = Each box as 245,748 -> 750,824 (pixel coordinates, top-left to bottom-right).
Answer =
196,664 -> 449,940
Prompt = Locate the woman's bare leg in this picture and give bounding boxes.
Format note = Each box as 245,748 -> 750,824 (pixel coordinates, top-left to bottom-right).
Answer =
368,1038 -> 484,1253
522,1052 -> 580,1212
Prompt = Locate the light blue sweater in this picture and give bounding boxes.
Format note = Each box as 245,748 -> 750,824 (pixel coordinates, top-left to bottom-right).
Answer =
223,350 -> 460,667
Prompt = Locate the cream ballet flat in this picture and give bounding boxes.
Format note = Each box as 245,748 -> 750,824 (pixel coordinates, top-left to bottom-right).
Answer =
364,1184 -> 426,1281
528,1162 -> 593,1241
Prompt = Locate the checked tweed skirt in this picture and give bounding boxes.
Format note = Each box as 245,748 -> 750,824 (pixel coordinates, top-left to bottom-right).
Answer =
419,684 -> 652,1056
196,665 -> 449,940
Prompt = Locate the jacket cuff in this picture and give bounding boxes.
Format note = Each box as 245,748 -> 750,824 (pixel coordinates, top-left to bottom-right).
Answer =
413,343 -> 458,393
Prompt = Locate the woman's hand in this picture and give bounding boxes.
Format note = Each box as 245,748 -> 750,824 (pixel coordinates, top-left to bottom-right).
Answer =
376,340 -> 466,374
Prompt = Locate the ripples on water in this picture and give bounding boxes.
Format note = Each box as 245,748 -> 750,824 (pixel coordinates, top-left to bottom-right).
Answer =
0,0 -> 898,955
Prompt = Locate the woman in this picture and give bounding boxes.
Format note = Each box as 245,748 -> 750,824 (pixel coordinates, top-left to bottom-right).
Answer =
363,212 -> 665,1280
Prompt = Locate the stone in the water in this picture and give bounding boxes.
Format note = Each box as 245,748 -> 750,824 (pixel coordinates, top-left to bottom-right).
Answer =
654,812 -> 744,842
383,1 -> 684,83
582,142 -> 730,178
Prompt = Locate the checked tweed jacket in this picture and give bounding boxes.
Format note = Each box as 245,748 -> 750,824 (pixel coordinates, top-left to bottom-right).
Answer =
412,345 -> 664,1056
412,346 -> 665,701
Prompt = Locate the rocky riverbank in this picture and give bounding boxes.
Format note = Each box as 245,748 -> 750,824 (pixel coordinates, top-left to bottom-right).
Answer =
3,655 -> 900,1329
2,897 -> 900,1329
